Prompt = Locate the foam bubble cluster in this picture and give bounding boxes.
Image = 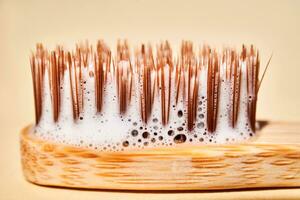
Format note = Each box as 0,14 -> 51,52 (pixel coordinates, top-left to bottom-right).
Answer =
33,65 -> 254,152
31,41 -> 259,152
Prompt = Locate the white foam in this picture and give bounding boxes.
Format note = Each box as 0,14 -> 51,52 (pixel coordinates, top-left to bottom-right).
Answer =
33,58 -> 254,151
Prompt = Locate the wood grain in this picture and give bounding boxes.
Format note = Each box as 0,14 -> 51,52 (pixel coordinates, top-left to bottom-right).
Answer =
20,121 -> 300,190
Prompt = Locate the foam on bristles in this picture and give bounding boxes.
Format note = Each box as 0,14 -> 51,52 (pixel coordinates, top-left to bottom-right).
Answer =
30,41 -> 260,151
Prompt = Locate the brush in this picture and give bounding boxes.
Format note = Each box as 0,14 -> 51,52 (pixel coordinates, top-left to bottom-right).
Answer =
21,40 -> 300,191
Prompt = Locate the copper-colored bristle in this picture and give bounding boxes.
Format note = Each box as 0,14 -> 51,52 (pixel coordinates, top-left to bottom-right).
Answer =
207,50 -> 220,133
135,44 -> 155,123
116,40 -> 132,114
30,40 -> 262,133
180,41 -> 199,131
157,41 -> 173,125
95,40 -> 111,113
246,46 -> 260,131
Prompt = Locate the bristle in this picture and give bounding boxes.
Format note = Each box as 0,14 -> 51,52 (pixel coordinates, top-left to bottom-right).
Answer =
116,40 -> 132,114
180,41 -> 199,131
245,46 -> 259,131
95,40 -> 110,113
67,52 -> 77,119
136,44 -> 155,123
230,51 -> 241,128
207,50 -> 220,133
30,41 -> 262,134
157,41 -> 173,125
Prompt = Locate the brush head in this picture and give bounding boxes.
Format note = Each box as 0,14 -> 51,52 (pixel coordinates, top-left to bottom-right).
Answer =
30,40 -> 260,151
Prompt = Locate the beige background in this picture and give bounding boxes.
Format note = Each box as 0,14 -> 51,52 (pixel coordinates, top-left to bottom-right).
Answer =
0,0 -> 300,199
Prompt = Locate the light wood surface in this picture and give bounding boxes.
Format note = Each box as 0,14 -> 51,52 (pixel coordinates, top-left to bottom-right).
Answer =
12,121 -> 299,199
0,121 -> 300,199
20,122 -> 300,191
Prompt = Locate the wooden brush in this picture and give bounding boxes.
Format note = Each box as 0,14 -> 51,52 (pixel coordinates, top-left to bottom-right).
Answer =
21,40 -> 300,190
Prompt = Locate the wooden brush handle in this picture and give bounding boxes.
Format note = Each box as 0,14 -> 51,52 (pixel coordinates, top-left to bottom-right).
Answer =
20,122 -> 300,190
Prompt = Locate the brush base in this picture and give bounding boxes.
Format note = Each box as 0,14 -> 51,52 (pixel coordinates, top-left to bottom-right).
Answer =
20,123 -> 300,190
